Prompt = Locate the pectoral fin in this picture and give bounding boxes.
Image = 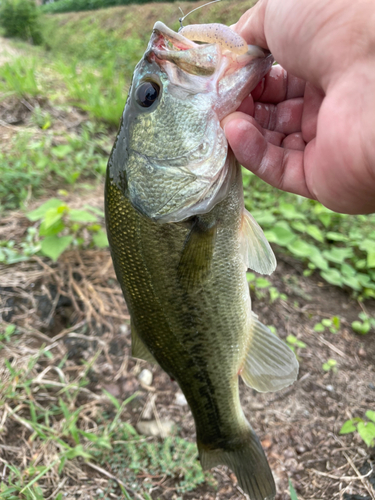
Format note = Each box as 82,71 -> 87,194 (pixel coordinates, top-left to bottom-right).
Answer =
177,218 -> 217,290
131,321 -> 158,365
240,208 -> 276,275
241,313 -> 299,392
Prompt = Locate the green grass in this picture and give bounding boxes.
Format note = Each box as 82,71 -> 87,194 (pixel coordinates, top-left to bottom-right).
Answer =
0,57 -> 40,98
39,0 -> 257,64
0,124 -> 108,211
40,0 -> 195,15
54,58 -> 131,126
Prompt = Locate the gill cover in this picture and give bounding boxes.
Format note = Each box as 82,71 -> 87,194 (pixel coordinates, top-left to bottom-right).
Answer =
107,22 -> 273,223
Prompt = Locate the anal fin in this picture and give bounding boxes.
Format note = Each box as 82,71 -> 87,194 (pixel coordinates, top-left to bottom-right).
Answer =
240,208 -> 276,275
131,320 -> 158,365
241,313 -> 299,392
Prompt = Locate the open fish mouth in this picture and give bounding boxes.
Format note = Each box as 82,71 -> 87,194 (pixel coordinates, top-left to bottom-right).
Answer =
109,21 -> 274,224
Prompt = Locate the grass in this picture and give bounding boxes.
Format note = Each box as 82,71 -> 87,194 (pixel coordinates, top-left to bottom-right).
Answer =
0,326 -> 211,499
0,124 -> 109,211
0,57 -> 40,98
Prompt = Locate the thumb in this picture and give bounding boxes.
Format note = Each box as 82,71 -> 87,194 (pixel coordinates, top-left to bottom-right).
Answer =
232,0 -> 269,49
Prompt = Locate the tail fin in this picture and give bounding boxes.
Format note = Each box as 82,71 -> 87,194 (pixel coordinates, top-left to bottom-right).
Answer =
198,426 -> 276,500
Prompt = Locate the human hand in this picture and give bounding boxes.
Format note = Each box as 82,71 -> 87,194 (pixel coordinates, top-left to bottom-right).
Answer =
222,0 -> 375,214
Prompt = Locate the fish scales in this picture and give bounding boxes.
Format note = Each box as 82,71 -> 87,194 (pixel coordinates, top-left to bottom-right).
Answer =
106,162 -> 247,441
105,21 -> 299,500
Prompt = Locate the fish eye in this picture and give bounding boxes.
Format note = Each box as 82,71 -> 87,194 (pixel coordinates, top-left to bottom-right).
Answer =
135,81 -> 160,108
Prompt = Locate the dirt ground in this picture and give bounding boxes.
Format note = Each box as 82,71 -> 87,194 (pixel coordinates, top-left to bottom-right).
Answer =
1,227 -> 374,500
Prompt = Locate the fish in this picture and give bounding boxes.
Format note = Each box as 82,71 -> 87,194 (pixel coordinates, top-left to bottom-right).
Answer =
105,21 -> 299,500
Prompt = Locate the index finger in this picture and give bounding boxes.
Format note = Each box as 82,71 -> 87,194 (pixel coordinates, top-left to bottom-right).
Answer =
252,65 -> 306,103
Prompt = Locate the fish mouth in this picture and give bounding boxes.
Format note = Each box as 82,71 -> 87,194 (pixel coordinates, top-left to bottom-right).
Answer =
147,21 -> 272,78
146,22 -> 220,77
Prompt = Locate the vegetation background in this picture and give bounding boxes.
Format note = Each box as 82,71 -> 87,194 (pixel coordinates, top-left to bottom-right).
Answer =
0,1 -> 374,499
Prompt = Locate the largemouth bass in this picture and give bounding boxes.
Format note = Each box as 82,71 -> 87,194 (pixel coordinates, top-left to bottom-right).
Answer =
105,21 -> 298,500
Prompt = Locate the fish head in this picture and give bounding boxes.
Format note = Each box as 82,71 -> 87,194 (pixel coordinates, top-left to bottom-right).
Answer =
108,22 -> 273,222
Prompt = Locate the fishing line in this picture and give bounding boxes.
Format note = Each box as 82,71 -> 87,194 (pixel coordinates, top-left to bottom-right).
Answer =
178,0 -> 222,30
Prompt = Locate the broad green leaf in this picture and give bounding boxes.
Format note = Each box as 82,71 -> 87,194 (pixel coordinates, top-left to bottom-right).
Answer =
246,272 -> 256,282
326,232 -> 349,242
366,410 -> 375,423
355,259 -> 367,270
306,225 -> 324,242
367,251 -> 375,268
255,277 -> 271,288
308,247 -> 329,271
313,323 -> 325,332
357,273 -> 373,287
43,207 -> 66,229
339,419 -> 357,434
291,221 -> 306,233
359,239 -> 375,254
320,268 -> 343,287
39,219 -> 65,237
341,263 -> 356,277
321,318 -> 332,327
342,276 -> 361,291
27,198 -> 64,221
250,211 -> 276,226
351,320 -> 370,335
318,213 -> 331,228
278,203 -> 305,220
322,247 -> 354,264
287,239 -> 314,258
264,223 -> 296,246
69,209 -> 97,223
92,229 -> 109,248
286,335 -> 306,348
41,235 -> 73,261
357,422 -> 375,447
349,228 -> 363,240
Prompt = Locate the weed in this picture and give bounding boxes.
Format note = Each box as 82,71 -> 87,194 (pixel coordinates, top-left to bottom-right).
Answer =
313,316 -> 340,334
4,197 -> 109,262
0,128 -> 107,210
247,272 -> 287,303
286,335 -> 306,354
0,57 -> 39,98
91,423 -> 211,494
351,312 -> 375,335
322,359 -> 338,373
0,337 -> 212,498
243,169 -> 375,299
54,59 -> 128,126
340,411 -> 375,447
